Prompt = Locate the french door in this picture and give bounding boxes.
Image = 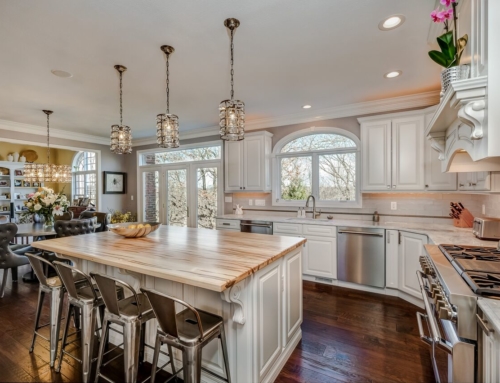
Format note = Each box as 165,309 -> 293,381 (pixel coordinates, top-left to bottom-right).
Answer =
140,161 -> 221,229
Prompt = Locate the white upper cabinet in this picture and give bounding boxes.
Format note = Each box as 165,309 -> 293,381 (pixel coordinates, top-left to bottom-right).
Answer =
361,120 -> 392,191
224,131 -> 273,192
391,116 -> 425,190
360,113 -> 425,191
458,171 -> 491,191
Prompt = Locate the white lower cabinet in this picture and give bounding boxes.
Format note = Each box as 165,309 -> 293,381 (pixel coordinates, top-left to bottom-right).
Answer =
283,249 -> 302,345
398,231 -> 428,298
478,307 -> 500,383
274,223 -> 337,281
303,235 -> 336,279
385,230 -> 399,289
215,218 -> 240,231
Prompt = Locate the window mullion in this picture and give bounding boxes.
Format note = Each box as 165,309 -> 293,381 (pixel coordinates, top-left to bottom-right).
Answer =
312,153 -> 319,199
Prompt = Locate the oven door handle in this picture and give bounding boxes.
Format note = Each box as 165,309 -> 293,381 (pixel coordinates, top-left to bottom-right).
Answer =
416,312 -> 433,346
476,313 -> 495,335
416,271 -> 453,354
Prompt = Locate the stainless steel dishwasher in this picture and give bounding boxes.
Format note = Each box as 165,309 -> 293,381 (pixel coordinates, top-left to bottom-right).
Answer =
240,220 -> 273,235
337,226 -> 385,288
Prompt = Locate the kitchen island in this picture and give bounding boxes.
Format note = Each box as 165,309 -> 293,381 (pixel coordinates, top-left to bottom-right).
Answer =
33,226 -> 305,383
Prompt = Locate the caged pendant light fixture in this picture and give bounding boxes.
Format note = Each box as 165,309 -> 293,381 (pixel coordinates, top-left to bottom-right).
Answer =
24,110 -> 72,183
110,65 -> 132,154
219,18 -> 245,141
157,45 -> 180,148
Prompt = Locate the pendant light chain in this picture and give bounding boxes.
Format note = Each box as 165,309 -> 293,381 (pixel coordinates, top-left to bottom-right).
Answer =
166,52 -> 170,114
46,112 -> 50,164
230,28 -> 235,101
119,70 -> 123,126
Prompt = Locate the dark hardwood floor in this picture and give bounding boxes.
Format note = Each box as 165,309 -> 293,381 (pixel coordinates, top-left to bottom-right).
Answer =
0,265 -> 435,382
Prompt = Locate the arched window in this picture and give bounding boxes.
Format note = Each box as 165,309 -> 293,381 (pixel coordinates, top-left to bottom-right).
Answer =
72,151 -> 97,206
273,128 -> 361,207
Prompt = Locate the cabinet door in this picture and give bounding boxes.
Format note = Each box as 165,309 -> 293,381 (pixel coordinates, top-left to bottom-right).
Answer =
224,141 -> 243,191
424,138 -> 457,191
386,230 -> 399,289
303,235 -> 336,279
361,120 -> 392,191
481,329 -> 498,383
399,231 -> 428,298
243,135 -> 264,191
392,116 -> 425,190
473,171 -> 491,191
458,172 -> 473,191
256,261 -> 282,380
283,249 -> 302,346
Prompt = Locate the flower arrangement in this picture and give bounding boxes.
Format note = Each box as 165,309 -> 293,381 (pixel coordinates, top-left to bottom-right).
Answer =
428,0 -> 468,68
23,187 -> 69,227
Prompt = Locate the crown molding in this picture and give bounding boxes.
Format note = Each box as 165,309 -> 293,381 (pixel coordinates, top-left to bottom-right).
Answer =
244,90 -> 440,131
0,91 -> 441,147
0,119 -> 110,146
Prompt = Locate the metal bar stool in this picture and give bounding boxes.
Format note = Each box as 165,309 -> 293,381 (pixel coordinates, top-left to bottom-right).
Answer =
25,252 -> 83,367
141,288 -> 231,383
53,261 -> 123,383
91,273 -> 163,383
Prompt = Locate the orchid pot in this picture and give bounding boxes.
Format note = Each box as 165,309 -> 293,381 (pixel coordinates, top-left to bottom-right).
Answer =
441,64 -> 470,96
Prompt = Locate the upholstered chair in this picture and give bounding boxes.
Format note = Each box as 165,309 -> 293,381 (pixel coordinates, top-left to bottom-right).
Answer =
79,211 -> 111,232
0,223 -> 31,298
54,219 -> 94,238
58,211 -> 73,221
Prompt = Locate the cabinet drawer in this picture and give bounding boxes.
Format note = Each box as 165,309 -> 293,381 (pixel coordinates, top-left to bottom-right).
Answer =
273,223 -> 302,235
303,224 -> 336,237
216,219 -> 240,230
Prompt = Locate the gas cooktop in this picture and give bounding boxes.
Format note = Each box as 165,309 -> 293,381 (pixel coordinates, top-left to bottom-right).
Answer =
440,244 -> 500,297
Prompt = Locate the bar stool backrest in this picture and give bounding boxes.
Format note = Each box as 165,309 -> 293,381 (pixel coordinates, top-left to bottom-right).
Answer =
141,287 -> 204,340
90,272 -> 140,317
25,252 -> 55,288
53,261 -> 95,301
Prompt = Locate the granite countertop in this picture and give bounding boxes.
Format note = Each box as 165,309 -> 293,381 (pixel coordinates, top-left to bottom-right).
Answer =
217,213 -> 498,247
32,226 -> 306,292
478,298 -> 500,333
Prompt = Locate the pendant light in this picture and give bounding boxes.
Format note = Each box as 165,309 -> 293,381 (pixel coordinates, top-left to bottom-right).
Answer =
110,65 -> 132,154
157,45 -> 179,148
24,110 -> 72,183
219,18 -> 245,141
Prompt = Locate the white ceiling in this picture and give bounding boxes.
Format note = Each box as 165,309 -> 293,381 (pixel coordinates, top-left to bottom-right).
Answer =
0,0 -> 439,140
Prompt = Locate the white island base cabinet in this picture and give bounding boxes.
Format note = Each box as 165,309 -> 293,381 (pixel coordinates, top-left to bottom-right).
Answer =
67,248 -> 303,383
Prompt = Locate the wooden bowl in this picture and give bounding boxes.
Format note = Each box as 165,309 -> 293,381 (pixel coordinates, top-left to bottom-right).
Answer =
108,222 -> 161,238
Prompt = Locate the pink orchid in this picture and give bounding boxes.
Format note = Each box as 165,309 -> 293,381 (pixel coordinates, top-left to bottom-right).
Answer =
440,0 -> 457,7
431,9 -> 445,23
443,8 -> 454,20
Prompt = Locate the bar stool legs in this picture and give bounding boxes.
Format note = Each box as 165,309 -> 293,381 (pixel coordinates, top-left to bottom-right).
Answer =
182,346 -> 202,383
30,287 -> 64,367
150,334 -> 176,383
220,324 -> 231,383
123,321 -> 141,383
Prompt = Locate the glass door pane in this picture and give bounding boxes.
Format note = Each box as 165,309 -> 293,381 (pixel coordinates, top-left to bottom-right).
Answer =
142,170 -> 160,222
166,169 -> 188,227
196,167 -> 218,229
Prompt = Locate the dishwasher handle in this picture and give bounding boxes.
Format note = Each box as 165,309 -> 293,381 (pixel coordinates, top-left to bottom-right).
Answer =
240,223 -> 272,228
337,230 -> 383,237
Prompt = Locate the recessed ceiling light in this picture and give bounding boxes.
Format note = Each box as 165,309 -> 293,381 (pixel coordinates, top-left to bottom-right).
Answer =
384,70 -> 402,79
51,69 -> 73,78
302,105 -> 312,109
378,15 -> 405,31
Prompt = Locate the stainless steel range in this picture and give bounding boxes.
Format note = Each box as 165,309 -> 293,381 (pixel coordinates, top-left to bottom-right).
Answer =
416,244 -> 500,383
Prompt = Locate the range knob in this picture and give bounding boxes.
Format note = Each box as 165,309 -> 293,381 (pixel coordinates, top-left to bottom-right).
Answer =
431,287 -> 441,299
439,307 -> 453,320
434,294 -> 444,305
436,300 -> 446,310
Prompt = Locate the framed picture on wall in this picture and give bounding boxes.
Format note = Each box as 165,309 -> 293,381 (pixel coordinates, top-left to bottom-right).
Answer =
103,171 -> 126,194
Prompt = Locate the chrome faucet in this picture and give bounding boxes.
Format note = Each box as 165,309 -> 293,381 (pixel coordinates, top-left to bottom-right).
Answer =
305,195 -> 321,219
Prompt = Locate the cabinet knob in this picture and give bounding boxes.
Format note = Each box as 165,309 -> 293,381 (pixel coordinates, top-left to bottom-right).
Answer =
459,184 -> 465,187
240,187 -> 242,190
392,185 -> 396,188
387,185 -> 391,189
243,187 -> 246,190
425,185 -> 429,188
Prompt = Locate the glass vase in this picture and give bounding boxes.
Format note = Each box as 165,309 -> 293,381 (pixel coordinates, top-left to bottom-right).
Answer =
43,214 -> 55,229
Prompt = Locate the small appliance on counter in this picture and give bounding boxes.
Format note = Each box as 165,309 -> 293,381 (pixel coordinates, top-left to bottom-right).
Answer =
473,217 -> 500,240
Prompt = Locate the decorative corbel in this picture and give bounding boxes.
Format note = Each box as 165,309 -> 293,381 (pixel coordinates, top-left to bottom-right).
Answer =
221,281 -> 246,325
427,133 -> 446,161
458,100 -> 486,140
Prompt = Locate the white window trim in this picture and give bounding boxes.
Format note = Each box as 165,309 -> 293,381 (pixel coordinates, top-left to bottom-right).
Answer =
136,141 -> 223,224
72,151 -> 98,206
272,127 -> 362,208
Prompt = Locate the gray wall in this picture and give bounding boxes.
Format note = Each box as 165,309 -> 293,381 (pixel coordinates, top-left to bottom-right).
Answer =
0,129 -> 128,212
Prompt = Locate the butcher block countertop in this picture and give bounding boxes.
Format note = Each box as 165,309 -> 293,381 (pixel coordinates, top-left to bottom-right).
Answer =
32,226 -> 306,292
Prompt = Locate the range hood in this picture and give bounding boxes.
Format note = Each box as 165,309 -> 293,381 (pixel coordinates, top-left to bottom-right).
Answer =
447,152 -> 500,173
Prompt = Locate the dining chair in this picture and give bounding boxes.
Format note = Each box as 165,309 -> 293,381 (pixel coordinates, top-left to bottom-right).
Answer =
141,287 -> 231,383
58,211 -> 73,220
0,223 -> 31,298
54,219 -> 94,238
79,211 -> 111,232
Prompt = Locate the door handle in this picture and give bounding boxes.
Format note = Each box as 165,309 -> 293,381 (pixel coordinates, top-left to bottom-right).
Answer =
476,314 -> 494,335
